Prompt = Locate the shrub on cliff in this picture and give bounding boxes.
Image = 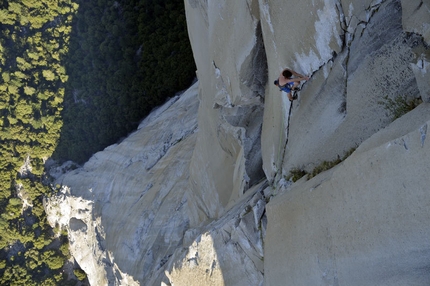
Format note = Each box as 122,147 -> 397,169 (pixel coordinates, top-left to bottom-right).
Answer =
74,268 -> 87,281
378,95 -> 422,121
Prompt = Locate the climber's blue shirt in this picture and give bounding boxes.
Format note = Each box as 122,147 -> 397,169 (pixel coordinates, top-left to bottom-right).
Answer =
274,79 -> 294,93
279,82 -> 293,93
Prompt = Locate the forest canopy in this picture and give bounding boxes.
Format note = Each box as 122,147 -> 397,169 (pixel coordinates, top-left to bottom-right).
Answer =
0,0 -> 195,284
0,0 -> 82,283
53,0 -> 196,163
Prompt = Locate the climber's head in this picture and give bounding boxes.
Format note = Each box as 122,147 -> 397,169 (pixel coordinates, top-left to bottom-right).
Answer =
282,70 -> 292,78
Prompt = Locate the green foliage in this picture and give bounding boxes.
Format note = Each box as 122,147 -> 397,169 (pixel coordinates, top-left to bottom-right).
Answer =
0,0 -> 76,284
43,250 -> 66,270
308,147 -> 356,179
59,240 -> 70,258
378,95 -> 422,121
42,70 -> 56,81
73,268 -> 87,281
286,168 -> 307,182
287,148 -> 357,182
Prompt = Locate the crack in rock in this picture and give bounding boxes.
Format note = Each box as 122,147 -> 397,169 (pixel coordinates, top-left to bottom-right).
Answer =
420,124 -> 427,147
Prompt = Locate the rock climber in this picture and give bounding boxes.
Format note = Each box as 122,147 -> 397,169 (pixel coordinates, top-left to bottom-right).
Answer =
274,68 -> 309,101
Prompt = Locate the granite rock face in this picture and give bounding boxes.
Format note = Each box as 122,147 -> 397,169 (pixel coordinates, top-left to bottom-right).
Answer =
260,0 -> 428,181
47,85 -> 200,285
265,104 -> 430,286
45,0 -> 430,285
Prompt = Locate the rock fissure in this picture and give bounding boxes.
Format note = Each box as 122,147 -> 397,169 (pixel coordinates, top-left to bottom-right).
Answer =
416,0 -> 423,10
145,125 -> 198,171
420,123 -> 427,146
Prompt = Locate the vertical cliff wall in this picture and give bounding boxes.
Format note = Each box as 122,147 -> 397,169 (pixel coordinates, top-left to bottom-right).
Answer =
185,0 -> 268,224
45,0 -> 430,285
260,0 -> 429,182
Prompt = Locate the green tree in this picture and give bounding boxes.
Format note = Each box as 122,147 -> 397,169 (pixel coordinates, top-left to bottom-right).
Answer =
43,250 -> 65,270
0,10 -> 17,25
23,86 -> 36,95
74,268 -> 87,281
42,70 -> 56,81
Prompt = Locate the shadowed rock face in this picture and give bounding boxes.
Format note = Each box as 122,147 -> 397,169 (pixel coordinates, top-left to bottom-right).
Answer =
69,218 -> 87,232
45,0 -> 430,285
